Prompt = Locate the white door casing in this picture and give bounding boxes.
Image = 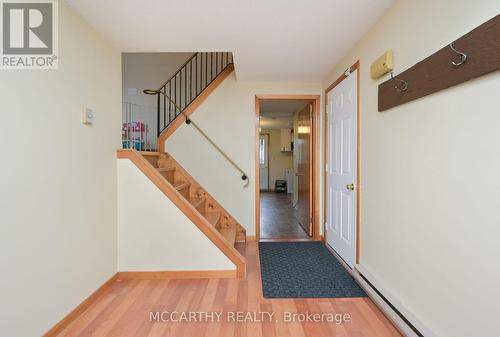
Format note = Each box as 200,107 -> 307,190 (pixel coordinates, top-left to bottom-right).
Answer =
326,69 -> 358,268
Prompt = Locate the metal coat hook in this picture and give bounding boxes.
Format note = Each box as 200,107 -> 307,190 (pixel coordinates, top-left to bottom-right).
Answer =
449,43 -> 467,66
390,72 -> 408,92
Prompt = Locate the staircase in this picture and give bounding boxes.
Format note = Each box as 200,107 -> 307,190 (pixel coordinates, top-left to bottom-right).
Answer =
118,52 -> 248,277
142,151 -> 247,245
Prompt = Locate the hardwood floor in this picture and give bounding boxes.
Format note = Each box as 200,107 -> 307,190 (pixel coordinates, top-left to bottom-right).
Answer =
260,192 -> 310,240
53,241 -> 402,337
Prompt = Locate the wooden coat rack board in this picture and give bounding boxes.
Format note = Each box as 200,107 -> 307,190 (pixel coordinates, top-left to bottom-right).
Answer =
379,14 -> 500,112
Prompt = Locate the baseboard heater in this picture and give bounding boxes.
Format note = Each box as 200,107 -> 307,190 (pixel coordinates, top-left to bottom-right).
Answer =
352,265 -> 437,337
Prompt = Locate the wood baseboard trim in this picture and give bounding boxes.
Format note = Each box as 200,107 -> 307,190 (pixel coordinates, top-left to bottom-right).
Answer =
245,235 -> 257,241
117,270 -> 236,280
157,64 -> 235,152
43,273 -> 118,337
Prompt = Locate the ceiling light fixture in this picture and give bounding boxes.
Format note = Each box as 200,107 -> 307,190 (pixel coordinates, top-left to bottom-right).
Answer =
297,126 -> 311,134
143,89 -> 159,95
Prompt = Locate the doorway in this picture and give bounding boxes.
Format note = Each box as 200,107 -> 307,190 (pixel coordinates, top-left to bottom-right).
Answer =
255,95 -> 321,241
324,62 -> 360,268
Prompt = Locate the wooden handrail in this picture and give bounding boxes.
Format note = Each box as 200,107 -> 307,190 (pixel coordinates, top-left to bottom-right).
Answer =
185,117 -> 249,187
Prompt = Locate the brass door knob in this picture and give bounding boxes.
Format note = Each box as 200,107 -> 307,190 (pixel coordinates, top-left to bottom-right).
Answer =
346,184 -> 355,191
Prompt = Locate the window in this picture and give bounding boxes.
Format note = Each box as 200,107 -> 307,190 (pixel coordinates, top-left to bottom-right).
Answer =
259,138 -> 265,164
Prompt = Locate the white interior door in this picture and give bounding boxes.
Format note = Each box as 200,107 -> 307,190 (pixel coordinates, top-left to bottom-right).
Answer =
259,134 -> 269,190
326,69 -> 358,268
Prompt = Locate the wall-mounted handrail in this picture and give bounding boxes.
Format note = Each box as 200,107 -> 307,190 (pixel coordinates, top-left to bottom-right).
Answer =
144,52 -> 246,185
184,116 -> 249,187
150,90 -> 248,186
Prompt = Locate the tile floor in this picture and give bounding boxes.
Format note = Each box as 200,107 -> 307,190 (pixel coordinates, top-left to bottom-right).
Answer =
260,191 -> 310,240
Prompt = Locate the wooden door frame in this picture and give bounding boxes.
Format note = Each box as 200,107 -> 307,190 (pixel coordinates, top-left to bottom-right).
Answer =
323,61 -> 361,264
255,95 -> 321,241
258,132 -> 271,191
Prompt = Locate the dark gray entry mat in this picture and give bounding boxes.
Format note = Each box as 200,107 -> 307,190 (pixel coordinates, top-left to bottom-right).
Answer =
259,241 -> 367,298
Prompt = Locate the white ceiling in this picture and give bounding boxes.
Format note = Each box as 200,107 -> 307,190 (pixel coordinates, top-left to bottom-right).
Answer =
260,101 -> 307,129
260,101 -> 308,118
66,0 -> 394,82
260,117 -> 293,130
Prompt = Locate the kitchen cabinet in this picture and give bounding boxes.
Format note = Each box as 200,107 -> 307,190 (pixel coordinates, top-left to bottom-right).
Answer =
280,128 -> 293,152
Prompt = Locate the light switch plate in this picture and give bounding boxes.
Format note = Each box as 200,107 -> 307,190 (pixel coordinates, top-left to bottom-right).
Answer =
82,107 -> 94,125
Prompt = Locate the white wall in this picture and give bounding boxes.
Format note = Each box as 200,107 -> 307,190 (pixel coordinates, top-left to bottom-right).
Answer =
323,1 -> 500,336
166,73 -> 322,235
0,2 -> 121,336
117,160 -> 234,271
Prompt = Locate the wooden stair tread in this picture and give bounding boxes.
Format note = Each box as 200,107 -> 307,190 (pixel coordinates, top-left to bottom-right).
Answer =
157,166 -> 175,172
174,181 -> 190,190
139,150 -> 246,244
189,197 -> 205,208
219,228 -> 236,246
205,212 -> 221,227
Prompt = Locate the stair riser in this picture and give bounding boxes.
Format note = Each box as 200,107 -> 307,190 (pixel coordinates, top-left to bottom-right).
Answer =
144,156 -> 159,168
219,228 -> 236,247
195,202 -> 205,214
159,171 -> 175,183
141,152 -> 247,245
178,186 -> 190,199
236,232 -> 246,242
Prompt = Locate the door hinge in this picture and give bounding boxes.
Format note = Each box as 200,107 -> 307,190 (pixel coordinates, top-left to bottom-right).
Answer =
325,163 -> 328,172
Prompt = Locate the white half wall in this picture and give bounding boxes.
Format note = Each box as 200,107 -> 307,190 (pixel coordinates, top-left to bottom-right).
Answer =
322,1 -> 500,337
165,73 -> 322,235
0,2 -> 121,336
117,160 -> 234,271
